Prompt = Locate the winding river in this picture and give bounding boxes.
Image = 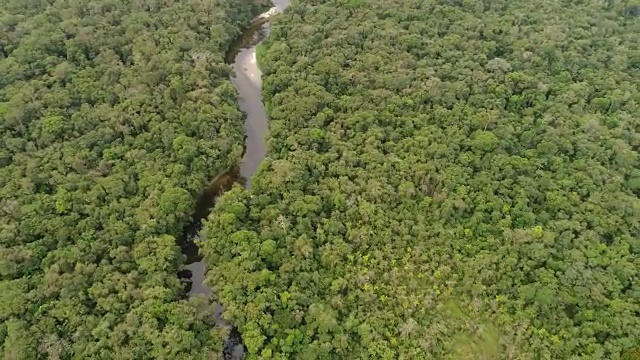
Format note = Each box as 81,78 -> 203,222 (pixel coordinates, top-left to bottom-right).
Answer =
178,1 -> 289,358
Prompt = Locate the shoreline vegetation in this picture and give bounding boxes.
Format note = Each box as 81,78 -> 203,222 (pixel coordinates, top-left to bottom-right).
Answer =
201,0 -> 639,358
254,43 -> 268,80
0,0 -> 269,357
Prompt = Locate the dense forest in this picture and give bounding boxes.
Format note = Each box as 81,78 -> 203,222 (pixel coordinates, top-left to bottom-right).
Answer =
0,0 -> 268,357
201,0 -> 640,358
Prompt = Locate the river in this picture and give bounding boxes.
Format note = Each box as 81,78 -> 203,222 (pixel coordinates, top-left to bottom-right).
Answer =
177,1 -> 289,358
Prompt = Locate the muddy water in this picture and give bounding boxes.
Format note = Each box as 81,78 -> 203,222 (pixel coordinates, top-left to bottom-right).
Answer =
177,1 -> 289,358
227,0 -> 291,189
226,25 -> 269,191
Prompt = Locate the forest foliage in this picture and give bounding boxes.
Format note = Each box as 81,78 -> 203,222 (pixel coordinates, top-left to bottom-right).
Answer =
0,0 -> 268,357
201,0 -> 640,358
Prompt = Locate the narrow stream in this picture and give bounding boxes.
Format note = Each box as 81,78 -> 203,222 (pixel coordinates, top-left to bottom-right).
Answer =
177,1 -> 289,358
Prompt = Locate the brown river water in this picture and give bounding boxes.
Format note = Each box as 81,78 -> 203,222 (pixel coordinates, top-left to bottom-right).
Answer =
177,0 -> 290,358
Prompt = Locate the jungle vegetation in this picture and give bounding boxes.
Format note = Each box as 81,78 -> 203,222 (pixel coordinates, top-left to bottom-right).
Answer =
201,0 -> 640,358
0,0 -> 268,357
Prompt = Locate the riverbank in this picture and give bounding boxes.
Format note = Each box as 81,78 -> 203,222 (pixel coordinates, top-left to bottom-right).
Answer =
180,1 -> 279,300
178,1 -> 290,358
